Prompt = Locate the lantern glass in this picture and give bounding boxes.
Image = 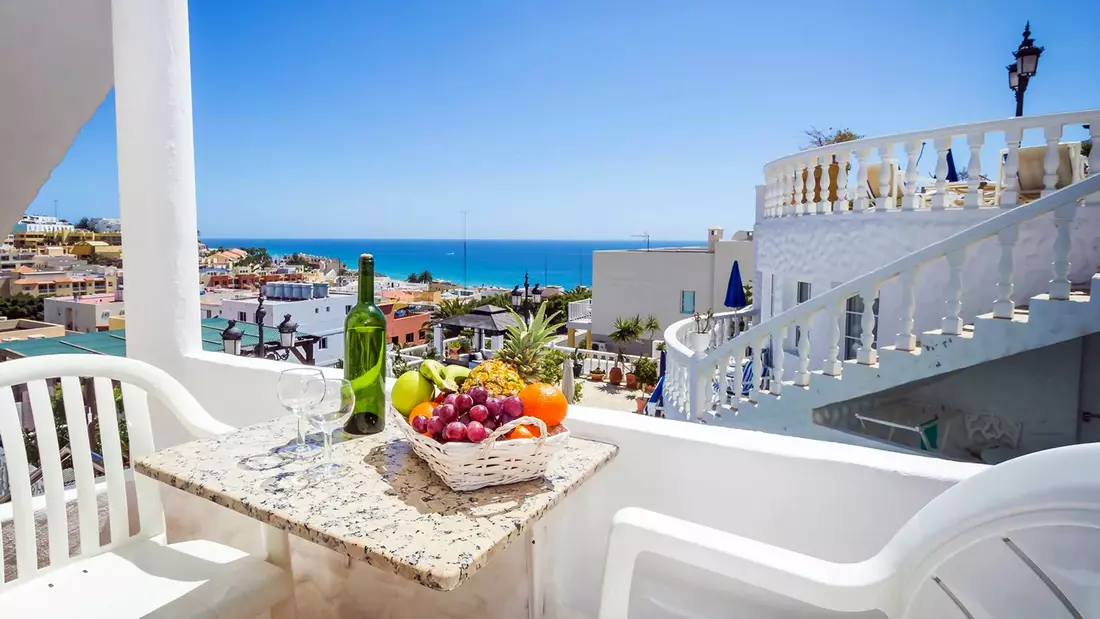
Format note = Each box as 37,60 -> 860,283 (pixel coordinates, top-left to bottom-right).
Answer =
511,286 -> 522,308
223,339 -> 241,355
280,330 -> 295,347
532,287 -> 542,303
1017,50 -> 1038,76
1007,65 -> 1019,89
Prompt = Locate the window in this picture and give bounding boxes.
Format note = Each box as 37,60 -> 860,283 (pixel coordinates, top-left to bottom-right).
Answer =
238,311 -> 247,322
404,332 -> 414,343
844,294 -> 879,360
793,282 -> 811,348
680,290 -> 696,314
319,337 -> 329,350
314,308 -> 319,314
205,310 -> 212,318
326,306 -> 330,312
391,336 -> 399,346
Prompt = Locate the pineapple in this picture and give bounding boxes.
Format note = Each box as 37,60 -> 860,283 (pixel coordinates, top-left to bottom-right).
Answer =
497,304 -> 563,383
464,359 -> 524,398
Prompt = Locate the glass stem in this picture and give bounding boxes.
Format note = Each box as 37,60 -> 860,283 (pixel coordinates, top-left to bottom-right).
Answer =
323,430 -> 333,467
297,416 -> 306,447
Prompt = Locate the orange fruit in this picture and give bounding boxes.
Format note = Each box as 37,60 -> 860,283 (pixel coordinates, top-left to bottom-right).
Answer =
408,401 -> 437,424
518,383 -> 568,427
507,424 -> 541,440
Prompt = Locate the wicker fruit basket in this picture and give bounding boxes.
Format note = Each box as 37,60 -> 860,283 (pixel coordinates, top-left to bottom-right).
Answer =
391,407 -> 570,491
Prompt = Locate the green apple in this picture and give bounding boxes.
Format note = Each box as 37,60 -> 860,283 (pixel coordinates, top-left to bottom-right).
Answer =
392,370 -> 435,416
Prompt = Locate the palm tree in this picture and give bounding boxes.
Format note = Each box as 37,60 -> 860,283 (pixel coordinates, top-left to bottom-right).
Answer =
406,272 -> 419,283
641,314 -> 661,352
608,315 -> 643,368
418,270 -> 433,284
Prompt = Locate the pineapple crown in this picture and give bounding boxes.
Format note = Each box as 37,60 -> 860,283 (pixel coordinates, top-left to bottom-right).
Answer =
499,304 -> 564,381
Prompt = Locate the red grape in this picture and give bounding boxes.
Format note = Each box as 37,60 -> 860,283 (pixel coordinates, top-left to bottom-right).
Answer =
484,418 -> 499,431
467,386 -> 489,405
468,404 -> 489,423
484,397 -> 503,417
444,421 -> 467,442
458,413 -> 471,425
502,395 -> 524,419
443,393 -> 458,408
411,415 -> 428,433
427,416 -> 446,436
436,404 -> 457,423
455,393 -> 474,412
466,421 -> 488,443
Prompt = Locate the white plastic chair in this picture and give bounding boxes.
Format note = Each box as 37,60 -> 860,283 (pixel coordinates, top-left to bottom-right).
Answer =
0,355 -> 293,618
599,442 -> 1100,618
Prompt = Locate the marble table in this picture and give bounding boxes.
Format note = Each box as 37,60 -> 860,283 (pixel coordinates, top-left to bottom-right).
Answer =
135,415 -> 617,597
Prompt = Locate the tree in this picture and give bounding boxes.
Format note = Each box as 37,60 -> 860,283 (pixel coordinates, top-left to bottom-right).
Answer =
418,270 -> 433,284
802,126 -> 863,149
641,314 -> 661,351
407,272 -> 419,283
74,217 -> 93,231
608,315 -> 643,367
0,294 -> 44,320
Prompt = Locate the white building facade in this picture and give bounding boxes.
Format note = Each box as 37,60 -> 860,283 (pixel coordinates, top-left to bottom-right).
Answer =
11,214 -> 74,233
43,294 -> 125,333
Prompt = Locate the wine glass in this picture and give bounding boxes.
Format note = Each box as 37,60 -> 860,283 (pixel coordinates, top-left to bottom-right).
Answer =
276,368 -> 325,456
305,378 -> 355,479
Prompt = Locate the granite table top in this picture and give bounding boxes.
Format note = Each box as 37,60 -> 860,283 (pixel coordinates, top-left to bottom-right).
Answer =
135,415 -> 617,591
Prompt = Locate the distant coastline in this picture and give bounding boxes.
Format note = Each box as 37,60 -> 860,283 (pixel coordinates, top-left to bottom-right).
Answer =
201,238 -> 700,289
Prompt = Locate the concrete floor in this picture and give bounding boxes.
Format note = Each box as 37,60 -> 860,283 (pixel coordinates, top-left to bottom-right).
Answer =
573,377 -> 648,414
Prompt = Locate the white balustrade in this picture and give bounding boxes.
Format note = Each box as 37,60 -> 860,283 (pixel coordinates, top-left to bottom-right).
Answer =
567,299 -> 592,322
1090,124 -> 1100,208
759,110 -> 1099,220
661,174 -> 1100,421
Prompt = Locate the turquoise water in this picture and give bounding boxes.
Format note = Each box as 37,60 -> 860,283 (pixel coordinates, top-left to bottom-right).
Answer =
201,238 -> 699,288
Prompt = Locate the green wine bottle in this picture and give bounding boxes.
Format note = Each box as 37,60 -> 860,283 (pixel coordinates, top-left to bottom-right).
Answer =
343,254 -> 387,435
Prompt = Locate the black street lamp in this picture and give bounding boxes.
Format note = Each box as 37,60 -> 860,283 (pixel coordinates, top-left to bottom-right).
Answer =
1008,21 -> 1044,117
510,271 -> 543,326
220,292 -> 313,362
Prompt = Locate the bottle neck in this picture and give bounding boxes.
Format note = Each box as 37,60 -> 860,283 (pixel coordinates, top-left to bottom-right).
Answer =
358,264 -> 374,305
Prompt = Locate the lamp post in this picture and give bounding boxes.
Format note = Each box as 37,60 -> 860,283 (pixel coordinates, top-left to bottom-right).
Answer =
1007,21 -> 1043,117
510,271 -> 543,326
220,291 -> 307,362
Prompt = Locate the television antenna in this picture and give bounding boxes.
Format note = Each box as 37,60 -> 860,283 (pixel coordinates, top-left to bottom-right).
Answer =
631,232 -> 651,251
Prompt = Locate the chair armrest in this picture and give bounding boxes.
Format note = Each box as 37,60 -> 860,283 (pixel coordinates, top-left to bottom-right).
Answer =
598,507 -> 888,618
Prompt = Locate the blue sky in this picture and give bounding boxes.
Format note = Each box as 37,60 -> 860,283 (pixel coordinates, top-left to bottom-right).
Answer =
26,0 -> 1100,240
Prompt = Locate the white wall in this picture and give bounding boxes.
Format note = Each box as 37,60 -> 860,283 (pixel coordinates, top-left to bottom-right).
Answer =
757,207 -> 1100,371
42,298 -> 124,333
1079,333 -> 1100,443
219,293 -> 353,366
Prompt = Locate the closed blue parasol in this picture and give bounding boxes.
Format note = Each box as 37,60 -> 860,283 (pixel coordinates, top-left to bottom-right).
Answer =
946,149 -> 959,182
724,260 -> 748,309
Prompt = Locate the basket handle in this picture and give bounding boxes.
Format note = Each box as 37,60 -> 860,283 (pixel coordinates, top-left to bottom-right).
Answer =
478,415 -> 549,458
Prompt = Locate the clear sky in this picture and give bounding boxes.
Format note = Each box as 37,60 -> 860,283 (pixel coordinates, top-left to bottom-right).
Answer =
25,0 -> 1100,240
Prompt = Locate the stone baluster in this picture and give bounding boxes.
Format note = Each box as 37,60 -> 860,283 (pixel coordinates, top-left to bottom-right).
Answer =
786,164 -> 797,216
931,137 -> 951,210
857,285 -> 879,365
877,145 -> 894,210
730,346 -> 743,409
1090,124 -> 1100,208
964,133 -> 984,209
687,358 -> 709,421
1001,126 -> 1022,207
1050,202 -> 1076,300
822,299 -> 843,376
942,248 -> 966,334
775,168 -> 786,217
854,148 -> 871,213
816,155 -> 828,214
901,140 -> 921,211
833,151 -> 849,214
770,326 -> 785,395
896,267 -> 918,350
750,336 -> 763,401
795,316 -> 811,386
799,161 -> 810,216
717,353 -> 731,409
1042,124 -> 1063,198
993,225 -> 1019,318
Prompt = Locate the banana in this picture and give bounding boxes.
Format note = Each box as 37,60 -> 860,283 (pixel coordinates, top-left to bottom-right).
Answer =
419,359 -> 458,392
443,365 -> 471,387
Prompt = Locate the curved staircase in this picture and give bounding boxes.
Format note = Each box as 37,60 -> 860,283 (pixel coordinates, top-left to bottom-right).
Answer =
664,176 -> 1100,447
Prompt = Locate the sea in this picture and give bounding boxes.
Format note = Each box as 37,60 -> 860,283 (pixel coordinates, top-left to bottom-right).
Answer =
201,238 -> 700,289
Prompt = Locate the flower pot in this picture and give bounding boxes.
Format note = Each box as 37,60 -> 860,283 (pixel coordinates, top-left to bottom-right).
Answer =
643,384 -> 655,394
625,373 -> 638,389
635,397 -> 648,413
608,366 -> 623,385
688,331 -> 710,354
589,371 -> 605,382
448,348 -> 460,360
572,363 -> 584,378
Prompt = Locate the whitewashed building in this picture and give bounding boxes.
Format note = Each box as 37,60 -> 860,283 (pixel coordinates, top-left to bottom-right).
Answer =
43,292 -> 125,333
10,214 -> 74,233
218,288 -> 353,367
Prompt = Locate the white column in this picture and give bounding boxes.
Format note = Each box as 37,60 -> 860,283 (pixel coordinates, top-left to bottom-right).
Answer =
901,140 -> 921,211
112,0 -> 201,370
964,133 -> 984,209
930,138 -> 951,210
1050,203 -> 1076,300
877,146 -> 894,210
856,285 -> 878,365
854,149 -> 870,213
1041,124 -> 1063,198
821,299 -> 842,376
833,151 -> 849,214
896,267 -> 917,350
942,248 -> 966,335
993,226 -> 1018,318
1001,127 -> 1022,207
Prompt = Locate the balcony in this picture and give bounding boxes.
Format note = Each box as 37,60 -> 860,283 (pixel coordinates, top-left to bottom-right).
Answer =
566,298 -> 592,325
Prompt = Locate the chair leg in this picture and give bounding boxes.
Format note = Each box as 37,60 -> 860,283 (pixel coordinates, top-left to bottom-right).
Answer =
263,524 -> 297,619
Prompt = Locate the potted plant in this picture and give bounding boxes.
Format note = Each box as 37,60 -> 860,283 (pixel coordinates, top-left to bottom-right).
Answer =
447,340 -> 462,360
688,309 -> 714,354
589,366 -> 605,382
634,355 -> 658,394
457,336 -> 472,353
608,315 -> 643,386
625,358 -> 639,389
570,348 -> 584,378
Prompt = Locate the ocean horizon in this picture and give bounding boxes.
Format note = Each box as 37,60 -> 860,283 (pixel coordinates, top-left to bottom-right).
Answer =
201,238 -> 702,289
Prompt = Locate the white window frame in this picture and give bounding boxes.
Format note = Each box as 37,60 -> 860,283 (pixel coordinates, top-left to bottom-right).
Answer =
319,336 -> 329,350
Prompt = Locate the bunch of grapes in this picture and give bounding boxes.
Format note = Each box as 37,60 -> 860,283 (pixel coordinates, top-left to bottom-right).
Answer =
409,385 -> 525,443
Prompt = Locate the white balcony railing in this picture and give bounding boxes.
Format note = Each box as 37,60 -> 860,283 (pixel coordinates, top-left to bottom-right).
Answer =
666,174 -> 1100,421
567,298 -> 592,323
762,110 -> 1100,219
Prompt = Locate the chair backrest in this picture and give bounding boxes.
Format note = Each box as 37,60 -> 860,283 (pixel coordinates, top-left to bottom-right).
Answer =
879,442 -> 1100,618
0,355 -> 214,588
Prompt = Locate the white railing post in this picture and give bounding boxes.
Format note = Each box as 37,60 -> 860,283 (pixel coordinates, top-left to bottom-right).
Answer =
856,285 -> 879,365
717,351 -> 731,408
779,167 -> 790,216
750,337 -> 763,401
688,358 -> 708,420
822,154 -> 835,214
1050,202 -> 1076,300
798,161 -> 809,216
795,318 -> 811,387
877,146 -> 894,211
812,156 -> 825,215
729,346 -> 742,410
770,328 -> 785,394
901,140 -> 921,211
1042,124 -> 1063,198
993,225 -> 1019,318
896,267 -> 917,350
942,248 -> 966,334
964,133 -> 984,209
833,151 -> 849,214
854,148 -> 870,213
1002,126 -> 1022,207
822,300 -> 843,376
931,137 -> 951,210
1089,124 -> 1100,208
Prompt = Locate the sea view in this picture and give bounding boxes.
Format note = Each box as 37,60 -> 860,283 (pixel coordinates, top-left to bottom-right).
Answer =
201,238 -> 700,288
